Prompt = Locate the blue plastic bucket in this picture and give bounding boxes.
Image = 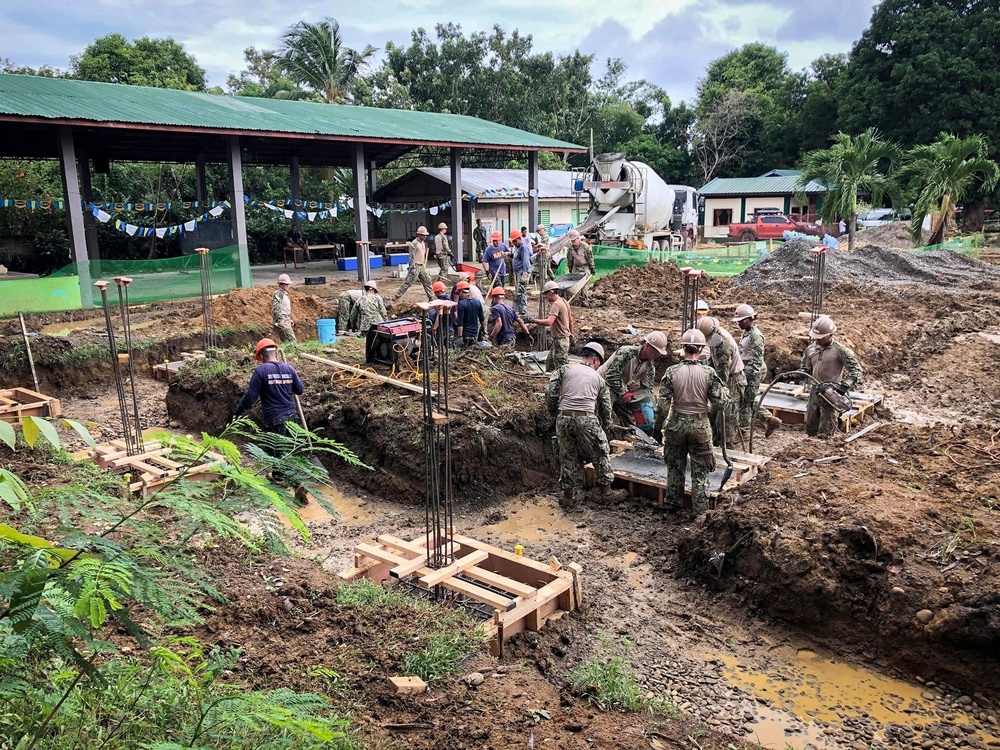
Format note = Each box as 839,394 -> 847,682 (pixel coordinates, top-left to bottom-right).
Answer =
316,319 -> 337,344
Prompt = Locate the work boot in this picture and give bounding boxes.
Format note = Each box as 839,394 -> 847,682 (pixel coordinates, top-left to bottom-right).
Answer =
560,487 -> 578,510
764,416 -> 782,438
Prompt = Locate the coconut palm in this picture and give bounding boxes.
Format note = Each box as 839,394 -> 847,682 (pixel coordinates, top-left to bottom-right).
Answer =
796,129 -> 902,252
277,18 -> 377,104
901,133 -> 1000,246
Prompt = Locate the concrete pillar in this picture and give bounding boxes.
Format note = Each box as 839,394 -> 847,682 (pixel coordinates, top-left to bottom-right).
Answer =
367,159 -> 379,238
77,151 -> 100,266
195,153 -> 207,207
450,148 -> 464,264
352,143 -> 370,282
57,126 -> 93,308
290,156 -> 301,232
226,136 -> 252,287
528,151 -> 540,237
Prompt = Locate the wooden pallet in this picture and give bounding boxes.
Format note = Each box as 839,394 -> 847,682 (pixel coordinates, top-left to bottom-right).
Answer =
340,532 -> 582,657
760,382 -> 884,433
91,438 -> 224,495
0,387 -> 62,424
587,444 -> 772,509
153,351 -> 206,383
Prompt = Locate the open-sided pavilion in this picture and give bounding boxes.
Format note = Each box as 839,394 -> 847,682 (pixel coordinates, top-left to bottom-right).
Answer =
0,74 -> 584,307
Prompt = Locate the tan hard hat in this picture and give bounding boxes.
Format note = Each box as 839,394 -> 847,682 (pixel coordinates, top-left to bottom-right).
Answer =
543,281 -> 559,292
416,226 -> 429,235
681,329 -> 708,347
810,315 -> 837,338
643,331 -> 669,355
582,341 -> 605,362
732,303 -> 757,322
567,229 -> 580,239
277,273 -> 292,285
438,222 -> 447,229
696,316 -> 717,338
364,279 -> 379,292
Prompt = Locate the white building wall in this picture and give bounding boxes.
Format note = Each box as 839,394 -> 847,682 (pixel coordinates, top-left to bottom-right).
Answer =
744,197 -> 785,216
703,198 -> 742,238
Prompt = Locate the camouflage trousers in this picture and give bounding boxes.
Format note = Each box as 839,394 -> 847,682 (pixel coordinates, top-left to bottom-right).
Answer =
272,321 -> 296,343
805,391 -> 839,437
546,337 -> 571,372
336,293 -> 359,332
515,275 -> 529,316
663,414 -> 715,513
396,264 -> 433,300
739,374 -> 776,432
436,256 -> 452,277
556,413 -> 613,491
710,372 -> 745,447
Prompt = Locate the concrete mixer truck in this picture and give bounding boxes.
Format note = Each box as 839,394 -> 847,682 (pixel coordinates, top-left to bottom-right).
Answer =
571,153 -> 698,251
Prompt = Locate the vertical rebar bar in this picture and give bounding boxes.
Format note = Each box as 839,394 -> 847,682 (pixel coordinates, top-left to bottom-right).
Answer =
197,247 -> 217,350
811,248 -> 826,325
113,278 -> 144,454
96,281 -> 135,456
680,268 -> 691,334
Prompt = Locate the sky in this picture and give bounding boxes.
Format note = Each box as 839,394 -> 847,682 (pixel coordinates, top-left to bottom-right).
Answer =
0,0 -> 877,104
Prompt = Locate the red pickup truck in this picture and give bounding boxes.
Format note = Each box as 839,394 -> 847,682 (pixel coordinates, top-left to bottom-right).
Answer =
728,213 -> 816,241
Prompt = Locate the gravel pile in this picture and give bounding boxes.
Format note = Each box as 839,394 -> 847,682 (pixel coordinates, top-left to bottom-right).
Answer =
731,238 -> 1000,295
854,221 -> 920,250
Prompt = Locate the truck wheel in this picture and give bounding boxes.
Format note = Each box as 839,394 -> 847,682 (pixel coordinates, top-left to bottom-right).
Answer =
739,230 -> 756,242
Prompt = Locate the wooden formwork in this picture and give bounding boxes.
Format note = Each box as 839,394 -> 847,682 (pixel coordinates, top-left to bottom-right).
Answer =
153,350 -> 206,383
340,532 -> 582,657
760,382 -> 884,433
92,438 -> 224,495
0,387 -> 62,424
587,443 -> 772,509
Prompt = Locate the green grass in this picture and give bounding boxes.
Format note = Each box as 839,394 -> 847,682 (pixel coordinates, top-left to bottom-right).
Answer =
568,636 -> 679,715
401,631 -> 487,684
334,579 -> 410,607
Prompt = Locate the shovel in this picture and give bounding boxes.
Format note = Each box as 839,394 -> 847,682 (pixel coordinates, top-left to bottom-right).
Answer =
278,351 -> 325,472
718,409 -> 734,492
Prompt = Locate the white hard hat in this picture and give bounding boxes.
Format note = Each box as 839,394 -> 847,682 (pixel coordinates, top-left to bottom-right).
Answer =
416,226 -> 428,235
438,222 -> 447,229
582,341 -> 605,362
277,273 -> 292,285
695,299 -> 709,312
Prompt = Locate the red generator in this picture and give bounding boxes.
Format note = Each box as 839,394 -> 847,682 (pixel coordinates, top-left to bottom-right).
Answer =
365,317 -> 423,366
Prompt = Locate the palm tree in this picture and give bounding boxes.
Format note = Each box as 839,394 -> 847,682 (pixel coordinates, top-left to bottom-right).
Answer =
277,18 -> 377,104
796,129 -> 901,252
901,133 -> 1000,246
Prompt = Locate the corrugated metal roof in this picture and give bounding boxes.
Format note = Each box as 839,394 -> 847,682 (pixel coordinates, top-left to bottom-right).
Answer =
0,74 -> 583,151
699,174 -> 826,196
416,167 -> 576,199
759,168 -> 801,177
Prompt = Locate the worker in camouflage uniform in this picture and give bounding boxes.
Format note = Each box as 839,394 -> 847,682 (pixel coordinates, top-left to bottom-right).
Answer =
510,232 -> 532,315
433,222 -> 454,277
271,273 -> 296,342
565,229 -> 595,274
336,289 -> 363,333
532,225 -> 555,283
393,226 -> 434,302
801,315 -> 862,437
545,342 -> 614,509
599,331 -> 669,424
529,281 -> 573,371
732,304 -> 782,437
473,218 -> 488,257
652,329 -> 727,513
697,316 -> 745,447
356,280 -> 388,334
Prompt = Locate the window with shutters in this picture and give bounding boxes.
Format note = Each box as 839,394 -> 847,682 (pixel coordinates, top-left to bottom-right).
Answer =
536,209 -> 550,228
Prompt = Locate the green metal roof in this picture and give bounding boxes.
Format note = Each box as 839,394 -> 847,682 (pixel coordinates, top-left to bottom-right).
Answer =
0,74 -> 583,151
699,174 -> 826,196
758,168 -> 801,177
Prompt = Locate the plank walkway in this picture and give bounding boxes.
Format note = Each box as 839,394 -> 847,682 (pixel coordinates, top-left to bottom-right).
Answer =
760,382 -> 884,433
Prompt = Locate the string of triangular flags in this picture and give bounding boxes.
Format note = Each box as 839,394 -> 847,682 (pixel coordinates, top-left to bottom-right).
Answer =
88,202 -> 229,237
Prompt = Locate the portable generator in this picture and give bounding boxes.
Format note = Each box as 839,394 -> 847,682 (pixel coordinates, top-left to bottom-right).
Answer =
365,317 -> 423,366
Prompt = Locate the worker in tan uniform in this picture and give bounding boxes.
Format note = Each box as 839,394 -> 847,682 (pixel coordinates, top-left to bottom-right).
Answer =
732,304 -> 782,437
801,315 -> 862,437
530,280 -> 573,371
652,329 -> 727,513
545,341 -> 614,508
697,316 -> 746,446
433,222 -> 454,277
393,226 -> 434,303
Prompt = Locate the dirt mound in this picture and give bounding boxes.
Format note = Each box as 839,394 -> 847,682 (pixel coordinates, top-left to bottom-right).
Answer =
855,221 -> 919,250
208,286 -> 332,338
732,240 -> 1000,295
582,261 -> 721,317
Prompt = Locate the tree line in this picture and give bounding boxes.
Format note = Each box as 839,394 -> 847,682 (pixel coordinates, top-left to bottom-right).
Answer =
0,0 -> 997,269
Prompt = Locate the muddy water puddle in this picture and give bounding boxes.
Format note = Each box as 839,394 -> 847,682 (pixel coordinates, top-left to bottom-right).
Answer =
717,648 -> 999,748
296,484 -> 372,527
480,498 -> 577,542
41,317 -> 157,337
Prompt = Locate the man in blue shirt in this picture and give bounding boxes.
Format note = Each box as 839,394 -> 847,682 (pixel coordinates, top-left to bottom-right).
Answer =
510,232 -> 533,315
235,338 -> 304,435
481,231 -> 508,287
488,287 -> 531,346
453,281 -> 485,346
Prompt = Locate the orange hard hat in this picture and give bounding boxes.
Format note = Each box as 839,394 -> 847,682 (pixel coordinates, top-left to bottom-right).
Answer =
432,281 -> 446,293
455,280 -> 471,291
489,287 -> 506,297
254,337 -> 278,361
490,231 -> 502,240
509,232 -> 520,242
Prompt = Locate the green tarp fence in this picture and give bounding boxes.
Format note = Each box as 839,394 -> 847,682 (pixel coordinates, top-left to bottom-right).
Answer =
1,246 -> 246,318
